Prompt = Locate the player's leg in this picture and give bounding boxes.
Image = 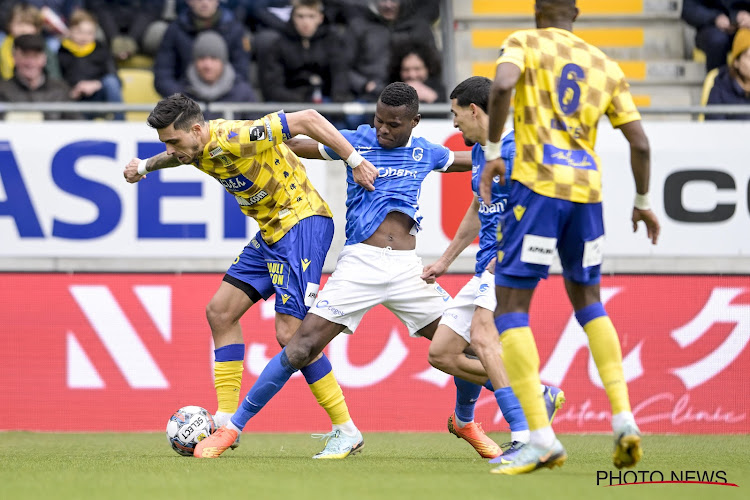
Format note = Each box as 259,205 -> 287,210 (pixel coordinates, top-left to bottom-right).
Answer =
489,185 -> 567,475
209,239 -> 275,433
194,313 -> 345,458
558,201 -> 641,468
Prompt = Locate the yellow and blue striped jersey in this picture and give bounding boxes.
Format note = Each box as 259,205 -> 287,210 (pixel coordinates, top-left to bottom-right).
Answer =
496,28 -> 641,203
195,112 -> 332,244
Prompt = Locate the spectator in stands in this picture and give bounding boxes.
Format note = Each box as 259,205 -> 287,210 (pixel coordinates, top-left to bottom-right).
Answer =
1,2 -> 61,80
389,41 -> 445,103
183,30 -> 256,118
347,0 -> 437,101
83,0 -> 167,60
154,0 -> 250,97
0,33 -> 78,119
257,0 -> 350,103
58,9 -> 123,118
682,0 -> 750,72
707,27 -> 750,119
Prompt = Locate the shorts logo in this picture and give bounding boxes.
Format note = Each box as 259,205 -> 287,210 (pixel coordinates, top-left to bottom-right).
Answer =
250,238 -> 260,249
281,294 -> 290,304
478,284 -> 490,294
314,299 -> 345,317
520,235 -> 557,266
582,235 -> 604,268
266,261 -> 289,288
300,258 -> 311,272
304,282 -> 319,307
412,147 -> 423,161
435,284 -> 451,302
513,205 -> 526,221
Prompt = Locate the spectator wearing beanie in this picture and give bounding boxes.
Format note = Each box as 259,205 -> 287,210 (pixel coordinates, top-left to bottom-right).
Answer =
707,28 -> 750,119
182,31 -> 256,119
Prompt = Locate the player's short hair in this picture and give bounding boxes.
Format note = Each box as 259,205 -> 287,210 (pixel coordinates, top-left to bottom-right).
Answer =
292,0 -> 323,12
379,82 -> 419,118
147,93 -> 205,131
536,0 -> 577,17
450,76 -> 492,112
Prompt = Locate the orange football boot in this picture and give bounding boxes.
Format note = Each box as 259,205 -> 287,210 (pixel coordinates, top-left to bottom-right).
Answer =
193,426 -> 238,459
448,413 -> 502,459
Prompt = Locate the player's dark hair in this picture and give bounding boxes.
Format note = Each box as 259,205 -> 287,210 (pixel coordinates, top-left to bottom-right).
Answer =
147,93 -> 204,131
378,82 -> 419,118
536,0 -> 577,18
450,76 -> 492,112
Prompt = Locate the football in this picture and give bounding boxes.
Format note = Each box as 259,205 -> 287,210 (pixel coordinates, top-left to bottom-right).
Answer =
166,406 -> 216,457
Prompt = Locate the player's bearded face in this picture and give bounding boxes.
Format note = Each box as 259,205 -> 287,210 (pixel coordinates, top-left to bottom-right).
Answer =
159,124 -> 203,164
450,100 -> 476,146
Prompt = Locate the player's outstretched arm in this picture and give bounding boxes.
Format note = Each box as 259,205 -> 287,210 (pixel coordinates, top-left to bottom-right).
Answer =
619,120 -> 660,245
444,151 -> 473,172
123,152 -> 181,183
422,196 -> 481,283
285,138 -> 325,159
285,109 -> 378,191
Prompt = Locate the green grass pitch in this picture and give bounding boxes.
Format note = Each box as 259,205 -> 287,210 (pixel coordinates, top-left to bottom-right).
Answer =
1,432 -> 748,500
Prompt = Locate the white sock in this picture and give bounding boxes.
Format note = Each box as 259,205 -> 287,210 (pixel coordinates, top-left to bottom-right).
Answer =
511,429 -> 530,444
213,411 -> 233,428
612,411 -> 636,432
454,415 -> 471,428
333,420 -> 359,437
226,420 -> 241,433
529,426 -> 556,448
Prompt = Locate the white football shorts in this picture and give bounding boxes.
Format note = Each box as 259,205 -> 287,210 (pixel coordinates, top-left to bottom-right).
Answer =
310,243 -> 452,335
438,270 -> 496,343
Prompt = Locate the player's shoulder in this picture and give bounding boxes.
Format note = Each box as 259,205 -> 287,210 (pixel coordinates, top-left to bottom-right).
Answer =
348,124 -> 378,146
411,134 -> 447,151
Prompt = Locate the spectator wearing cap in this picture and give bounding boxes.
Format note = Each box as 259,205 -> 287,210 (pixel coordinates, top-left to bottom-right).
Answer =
706,28 -> 750,119
58,9 -> 123,118
0,33 -> 78,119
182,30 -> 256,118
154,0 -> 250,97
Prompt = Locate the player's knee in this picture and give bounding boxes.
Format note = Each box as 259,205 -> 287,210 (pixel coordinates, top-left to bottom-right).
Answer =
285,330 -> 317,368
205,299 -> 232,332
428,346 -> 450,372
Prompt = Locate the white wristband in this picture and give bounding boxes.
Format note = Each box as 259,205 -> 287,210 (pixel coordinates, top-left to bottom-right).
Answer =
346,150 -> 364,168
137,159 -> 149,176
634,192 -> 651,211
484,140 -> 501,161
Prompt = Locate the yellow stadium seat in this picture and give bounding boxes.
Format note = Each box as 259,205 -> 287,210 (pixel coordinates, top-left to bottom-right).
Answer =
698,67 -> 719,121
118,68 -> 161,122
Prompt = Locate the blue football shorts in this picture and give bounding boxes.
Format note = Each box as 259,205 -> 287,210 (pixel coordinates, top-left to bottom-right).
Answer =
226,215 -> 334,319
495,182 -> 604,289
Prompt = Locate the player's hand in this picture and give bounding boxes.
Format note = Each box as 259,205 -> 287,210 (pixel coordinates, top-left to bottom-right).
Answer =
485,257 -> 497,274
632,208 -> 660,245
421,258 -> 449,283
352,158 -> 378,191
479,157 -> 506,203
123,158 -> 146,183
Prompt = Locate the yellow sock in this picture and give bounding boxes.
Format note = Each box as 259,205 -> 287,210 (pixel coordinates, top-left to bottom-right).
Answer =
214,360 -> 243,414
500,326 -> 548,430
308,372 -> 351,425
584,316 -> 631,414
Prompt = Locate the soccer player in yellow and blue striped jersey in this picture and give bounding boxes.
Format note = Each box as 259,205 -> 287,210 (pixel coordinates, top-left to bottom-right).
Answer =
124,93 -> 378,458
478,0 -> 661,475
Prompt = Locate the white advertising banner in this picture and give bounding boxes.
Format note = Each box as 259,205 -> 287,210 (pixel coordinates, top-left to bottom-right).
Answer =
0,121 -> 749,262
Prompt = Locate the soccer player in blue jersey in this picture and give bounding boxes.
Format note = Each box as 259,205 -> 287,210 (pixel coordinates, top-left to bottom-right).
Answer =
479,0 -> 661,475
193,82 -> 510,459
123,93 -> 378,458
422,76 -> 565,463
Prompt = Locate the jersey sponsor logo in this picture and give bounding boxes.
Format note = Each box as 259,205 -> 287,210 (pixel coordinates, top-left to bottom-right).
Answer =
542,144 -> 595,170
479,200 -> 507,214
377,167 -> 418,179
278,208 -> 291,218
249,126 -> 266,141
300,258 -> 311,272
513,205 -> 526,221
314,299 -> 346,317
219,173 -> 253,192
281,294 -> 290,304
235,190 -> 268,207
304,282 -> 319,307
412,147 -> 423,161
520,234 -> 557,266
266,260 -> 289,288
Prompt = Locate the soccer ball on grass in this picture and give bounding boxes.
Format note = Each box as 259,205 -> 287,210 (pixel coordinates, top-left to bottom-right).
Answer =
166,405 -> 216,456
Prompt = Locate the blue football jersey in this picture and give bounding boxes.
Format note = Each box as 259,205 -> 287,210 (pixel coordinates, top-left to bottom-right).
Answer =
472,130 -> 515,275
320,125 -> 454,245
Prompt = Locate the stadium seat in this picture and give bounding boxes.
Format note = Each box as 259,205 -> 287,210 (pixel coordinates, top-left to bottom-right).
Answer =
698,67 -> 719,121
118,68 -> 161,122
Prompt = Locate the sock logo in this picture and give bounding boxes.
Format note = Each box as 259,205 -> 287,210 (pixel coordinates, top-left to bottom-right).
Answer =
301,258 -> 311,271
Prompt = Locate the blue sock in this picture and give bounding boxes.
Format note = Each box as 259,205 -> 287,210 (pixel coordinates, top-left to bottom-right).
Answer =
231,348 -> 297,430
454,376 -> 482,423
495,386 -> 529,432
299,353 -> 331,384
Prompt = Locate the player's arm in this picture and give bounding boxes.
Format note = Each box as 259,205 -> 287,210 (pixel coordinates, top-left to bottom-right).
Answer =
284,137 -> 325,160
444,150 -> 472,172
123,152 -> 181,183
421,196 -> 481,283
480,62 -> 520,202
284,109 -> 378,190
619,120 -> 660,244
